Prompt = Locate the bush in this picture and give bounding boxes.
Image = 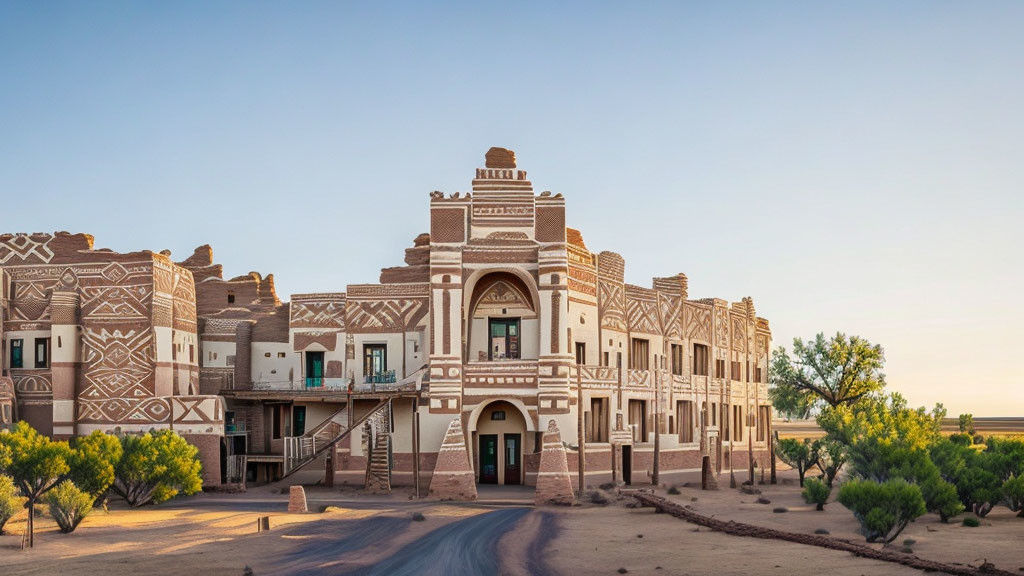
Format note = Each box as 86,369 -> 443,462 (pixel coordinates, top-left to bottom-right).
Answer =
586,490 -> 609,505
837,479 -> 926,544
667,486 -> 680,495
962,516 -> 980,527
410,512 -> 425,521
774,438 -> 819,487
802,477 -> 832,511
44,481 -> 93,533
772,507 -> 788,513
813,528 -> 830,534
1002,475 -> 1024,518
0,474 -> 27,535
112,430 -> 202,507
69,431 -> 123,503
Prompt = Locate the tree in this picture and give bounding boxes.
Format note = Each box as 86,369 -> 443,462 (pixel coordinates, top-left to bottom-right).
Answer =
769,333 -> 886,411
0,421 -> 73,547
768,349 -> 817,419
112,430 -> 202,507
838,479 -> 926,544
1002,476 -> 1024,518
812,438 -> 846,486
45,480 -> 93,533
774,438 -> 819,487
69,431 -> 123,505
958,414 -> 975,436
0,474 -> 26,534
984,437 -> 1024,482
802,477 -> 831,511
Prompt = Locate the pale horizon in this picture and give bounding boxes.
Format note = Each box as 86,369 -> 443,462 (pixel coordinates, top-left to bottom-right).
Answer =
2,3 -> 1021,416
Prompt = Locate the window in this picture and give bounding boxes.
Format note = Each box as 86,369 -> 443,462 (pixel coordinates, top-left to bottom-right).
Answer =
575,342 -> 586,365
671,344 -> 684,376
34,338 -> 49,369
733,405 -> 744,441
676,400 -> 693,443
586,397 -> 608,442
227,292 -> 235,304
189,344 -> 195,363
711,402 -> 718,426
10,339 -> 23,369
715,359 -> 726,379
363,344 -> 386,377
488,318 -> 521,360
691,344 -> 708,376
731,360 -> 741,381
293,406 -> 306,436
758,406 -> 770,442
756,367 -> 764,383
628,399 -> 647,442
629,338 -> 649,370
603,351 -> 609,367
272,405 -> 283,440
491,410 -> 506,420
278,352 -> 287,358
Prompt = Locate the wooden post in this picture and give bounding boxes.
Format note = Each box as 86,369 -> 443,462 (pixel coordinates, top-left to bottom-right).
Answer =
771,429 -> 778,484
652,368 -> 660,487
413,402 -> 421,499
577,365 -> 585,497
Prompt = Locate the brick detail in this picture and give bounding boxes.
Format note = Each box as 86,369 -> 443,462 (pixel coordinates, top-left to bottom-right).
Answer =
288,485 -> 308,513
535,419 -> 574,505
427,418 -> 478,501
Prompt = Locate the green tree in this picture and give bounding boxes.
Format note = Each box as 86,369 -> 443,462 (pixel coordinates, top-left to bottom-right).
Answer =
984,437 -> 1024,481
812,438 -> 846,486
1002,476 -> 1024,518
69,431 -> 123,504
44,480 -> 93,533
837,479 -> 926,544
768,348 -> 817,419
958,414 -> 975,436
112,430 -> 202,507
802,477 -> 831,511
0,474 -> 27,535
774,438 -> 819,487
769,333 -> 886,412
0,421 -> 73,547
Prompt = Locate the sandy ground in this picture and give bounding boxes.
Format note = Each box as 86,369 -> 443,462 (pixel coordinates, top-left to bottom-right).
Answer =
2,471 -> 1022,575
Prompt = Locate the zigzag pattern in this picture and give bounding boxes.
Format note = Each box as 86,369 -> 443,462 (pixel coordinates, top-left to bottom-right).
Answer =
347,298 -> 428,333
81,328 -> 154,400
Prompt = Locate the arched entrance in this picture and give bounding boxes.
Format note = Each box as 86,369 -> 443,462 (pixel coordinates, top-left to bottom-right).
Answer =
469,400 -> 530,485
463,270 -> 540,363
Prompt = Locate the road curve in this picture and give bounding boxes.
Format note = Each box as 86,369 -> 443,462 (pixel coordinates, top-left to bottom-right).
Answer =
350,507 -> 532,576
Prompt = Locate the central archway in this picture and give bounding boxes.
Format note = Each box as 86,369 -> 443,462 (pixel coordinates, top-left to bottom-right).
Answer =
462,269 -> 540,363
467,399 -> 534,485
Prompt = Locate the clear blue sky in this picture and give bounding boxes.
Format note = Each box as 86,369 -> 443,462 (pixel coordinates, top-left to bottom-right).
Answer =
2,2 -> 1022,415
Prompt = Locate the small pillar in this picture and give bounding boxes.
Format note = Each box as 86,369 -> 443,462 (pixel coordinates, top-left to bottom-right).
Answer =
288,485 -> 308,513
427,417 -> 477,501
535,420 -> 574,506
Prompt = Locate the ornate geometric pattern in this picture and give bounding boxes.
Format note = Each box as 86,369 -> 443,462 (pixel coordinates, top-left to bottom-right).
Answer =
81,328 -> 155,401
346,298 -> 428,333
81,285 -> 152,320
0,234 -> 54,264
657,292 -> 683,339
598,280 -> 626,332
12,282 -> 50,321
293,331 -> 339,352
10,371 -> 52,396
290,297 -> 345,329
430,207 -> 467,243
732,316 -> 747,352
625,286 -> 659,334
715,308 -> 730,348
684,304 -> 711,342
78,397 -> 170,424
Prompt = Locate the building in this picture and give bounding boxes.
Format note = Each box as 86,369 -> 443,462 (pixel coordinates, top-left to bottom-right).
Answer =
0,232 -> 224,484
202,147 -> 774,493
0,148 -> 773,495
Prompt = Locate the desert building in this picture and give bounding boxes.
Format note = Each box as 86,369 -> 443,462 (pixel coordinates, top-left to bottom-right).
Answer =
205,148 -> 774,492
1,148 -> 772,494
0,233 -> 224,484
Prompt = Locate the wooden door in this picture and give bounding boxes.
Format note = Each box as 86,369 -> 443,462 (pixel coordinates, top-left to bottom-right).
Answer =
479,434 -> 498,484
504,434 -> 521,485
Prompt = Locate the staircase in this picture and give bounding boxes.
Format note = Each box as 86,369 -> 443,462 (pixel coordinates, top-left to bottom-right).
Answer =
363,399 -> 394,493
277,367 -> 427,484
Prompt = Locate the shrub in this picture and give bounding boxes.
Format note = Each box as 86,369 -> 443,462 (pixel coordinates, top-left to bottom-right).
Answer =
410,512 -> 425,521
772,507 -> 788,513
0,474 -> 27,535
962,516 -> 980,527
0,421 -> 73,547
112,430 -> 202,507
837,479 -> 926,544
802,477 -> 832,511
774,438 -> 819,487
586,490 -> 609,505
814,528 -> 830,534
1002,476 -> 1024,518
44,481 -> 93,533
69,431 -> 123,503
667,486 -> 680,495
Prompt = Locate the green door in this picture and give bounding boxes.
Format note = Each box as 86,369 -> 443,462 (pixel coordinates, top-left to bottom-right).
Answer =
306,352 -> 324,387
479,434 -> 498,484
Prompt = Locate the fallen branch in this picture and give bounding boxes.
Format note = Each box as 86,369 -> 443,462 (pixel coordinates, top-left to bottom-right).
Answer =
627,491 -> 1013,576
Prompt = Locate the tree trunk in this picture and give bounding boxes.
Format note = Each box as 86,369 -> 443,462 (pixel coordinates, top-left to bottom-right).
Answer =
816,503 -> 824,511
27,500 -> 34,548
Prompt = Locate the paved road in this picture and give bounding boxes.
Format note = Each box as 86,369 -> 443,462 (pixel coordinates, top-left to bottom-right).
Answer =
350,507 -> 532,576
